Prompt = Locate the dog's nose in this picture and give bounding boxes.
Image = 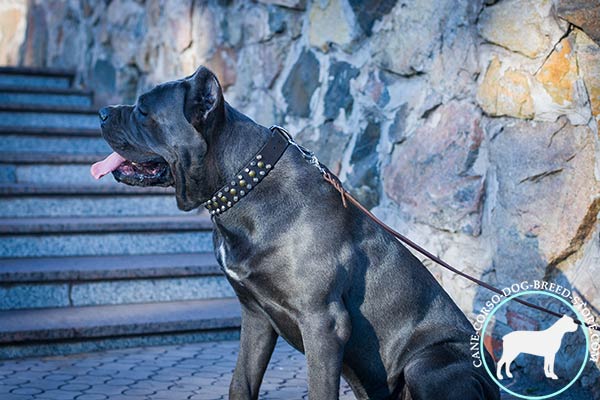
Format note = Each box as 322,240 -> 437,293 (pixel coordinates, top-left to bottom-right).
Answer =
99,107 -> 110,122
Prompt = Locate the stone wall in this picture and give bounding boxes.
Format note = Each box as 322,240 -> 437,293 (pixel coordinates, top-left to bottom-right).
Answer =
2,0 -> 600,394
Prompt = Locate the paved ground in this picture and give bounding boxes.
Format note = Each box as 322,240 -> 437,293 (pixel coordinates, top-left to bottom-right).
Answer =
0,339 -> 355,400
3,339 -> 593,399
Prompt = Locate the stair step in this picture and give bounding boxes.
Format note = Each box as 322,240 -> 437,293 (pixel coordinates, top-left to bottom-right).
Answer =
0,67 -> 74,90
0,192 -> 182,218
0,183 -> 181,217
0,298 -> 240,342
0,134 -> 110,154
0,105 -> 99,130
0,183 -> 174,195
0,215 -> 213,258
0,126 -> 101,137
0,215 -> 211,234
0,253 -> 233,310
0,86 -> 93,108
0,253 -> 220,282
0,160 -> 121,186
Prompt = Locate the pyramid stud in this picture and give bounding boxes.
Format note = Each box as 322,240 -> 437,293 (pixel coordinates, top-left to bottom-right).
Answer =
256,155 -> 263,160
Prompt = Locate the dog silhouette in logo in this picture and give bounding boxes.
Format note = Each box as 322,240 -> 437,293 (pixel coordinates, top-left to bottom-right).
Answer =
496,315 -> 578,380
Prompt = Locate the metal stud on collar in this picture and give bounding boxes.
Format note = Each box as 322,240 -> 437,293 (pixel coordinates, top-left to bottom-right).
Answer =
203,126 -> 290,216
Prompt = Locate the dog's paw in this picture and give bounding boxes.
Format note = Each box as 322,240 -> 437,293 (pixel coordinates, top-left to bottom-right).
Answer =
506,372 -> 513,379
548,373 -> 559,380
496,373 -> 504,380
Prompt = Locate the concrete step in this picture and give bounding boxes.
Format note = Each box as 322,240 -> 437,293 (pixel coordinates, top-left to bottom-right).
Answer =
0,253 -> 233,310
0,152 -> 114,185
0,125 -> 101,137
0,252 -> 220,282
0,215 -> 213,258
0,188 -> 182,218
0,86 -> 93,108
0,127 -> 106,155
0,133 -> 110,154
0,182 -> 174,195
0,156 -> 121,186
0,104 -> 99,130
1,164 -> 120,186
0,298 -> 241,359
0,66 -> 74,90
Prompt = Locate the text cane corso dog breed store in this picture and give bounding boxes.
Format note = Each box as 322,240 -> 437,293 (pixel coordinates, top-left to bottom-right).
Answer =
90,66 -> 500,399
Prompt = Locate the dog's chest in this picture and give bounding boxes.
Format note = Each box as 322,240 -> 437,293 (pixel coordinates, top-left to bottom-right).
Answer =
216,242 -> 244,282
214,240 -> 305,349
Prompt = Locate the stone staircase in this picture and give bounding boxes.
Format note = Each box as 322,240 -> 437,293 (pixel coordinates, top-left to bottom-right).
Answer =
0,67 -> 240,359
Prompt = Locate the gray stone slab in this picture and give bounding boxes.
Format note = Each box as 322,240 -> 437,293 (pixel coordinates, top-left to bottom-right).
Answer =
0,283 -> 70,310
0,298 -> 241,343
9,163 -> 120,186
0,195 -> 183,218
0,215 -> 212,234
0,111 -> 99,130
0,231 -> 213,258
0,164 -> 15,182
0,276 -> 234,311
0,134 -> 109,154
0,183 -> 174,195
0,253 -> 220,282
0,91 -> 92,108
71,276 -> 235,306
0,74 -> 71,89
0,152 -> 104,164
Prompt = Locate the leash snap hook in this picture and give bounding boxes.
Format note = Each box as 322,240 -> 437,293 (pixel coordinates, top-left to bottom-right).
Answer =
271,125 -> 326,174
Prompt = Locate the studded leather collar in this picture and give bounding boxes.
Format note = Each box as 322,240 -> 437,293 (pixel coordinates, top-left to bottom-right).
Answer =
203,126 -> 291,216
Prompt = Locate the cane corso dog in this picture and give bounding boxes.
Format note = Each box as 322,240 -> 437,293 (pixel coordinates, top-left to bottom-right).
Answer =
91,66 -> 500,400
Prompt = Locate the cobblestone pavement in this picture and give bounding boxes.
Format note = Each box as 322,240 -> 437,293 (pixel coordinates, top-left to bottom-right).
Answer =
0,339 -> 356,400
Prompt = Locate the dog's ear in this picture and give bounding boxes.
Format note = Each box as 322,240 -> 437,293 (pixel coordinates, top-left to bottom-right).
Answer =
183,66 -> 224,131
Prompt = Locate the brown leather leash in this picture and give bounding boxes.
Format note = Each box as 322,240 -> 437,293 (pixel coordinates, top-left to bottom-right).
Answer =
322,165 -> 600,332
269,124 -> 599,331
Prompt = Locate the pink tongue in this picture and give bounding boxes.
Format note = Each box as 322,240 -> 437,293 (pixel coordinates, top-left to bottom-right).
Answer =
90,152 -> 127,180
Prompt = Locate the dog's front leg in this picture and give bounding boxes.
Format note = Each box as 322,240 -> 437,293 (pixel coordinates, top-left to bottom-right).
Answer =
229,304 -> 278,400
301,303 -> 351,400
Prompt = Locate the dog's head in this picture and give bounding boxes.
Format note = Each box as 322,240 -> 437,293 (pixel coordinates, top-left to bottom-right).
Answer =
558,315 -> 579,333
91,66 -> 224,211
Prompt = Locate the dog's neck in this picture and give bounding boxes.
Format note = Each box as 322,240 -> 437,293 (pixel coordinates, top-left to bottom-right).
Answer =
199,104 -> 273,201
203,104 -> 326,229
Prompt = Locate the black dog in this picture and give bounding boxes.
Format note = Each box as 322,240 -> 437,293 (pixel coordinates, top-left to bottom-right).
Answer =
92,66 -> 500,400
